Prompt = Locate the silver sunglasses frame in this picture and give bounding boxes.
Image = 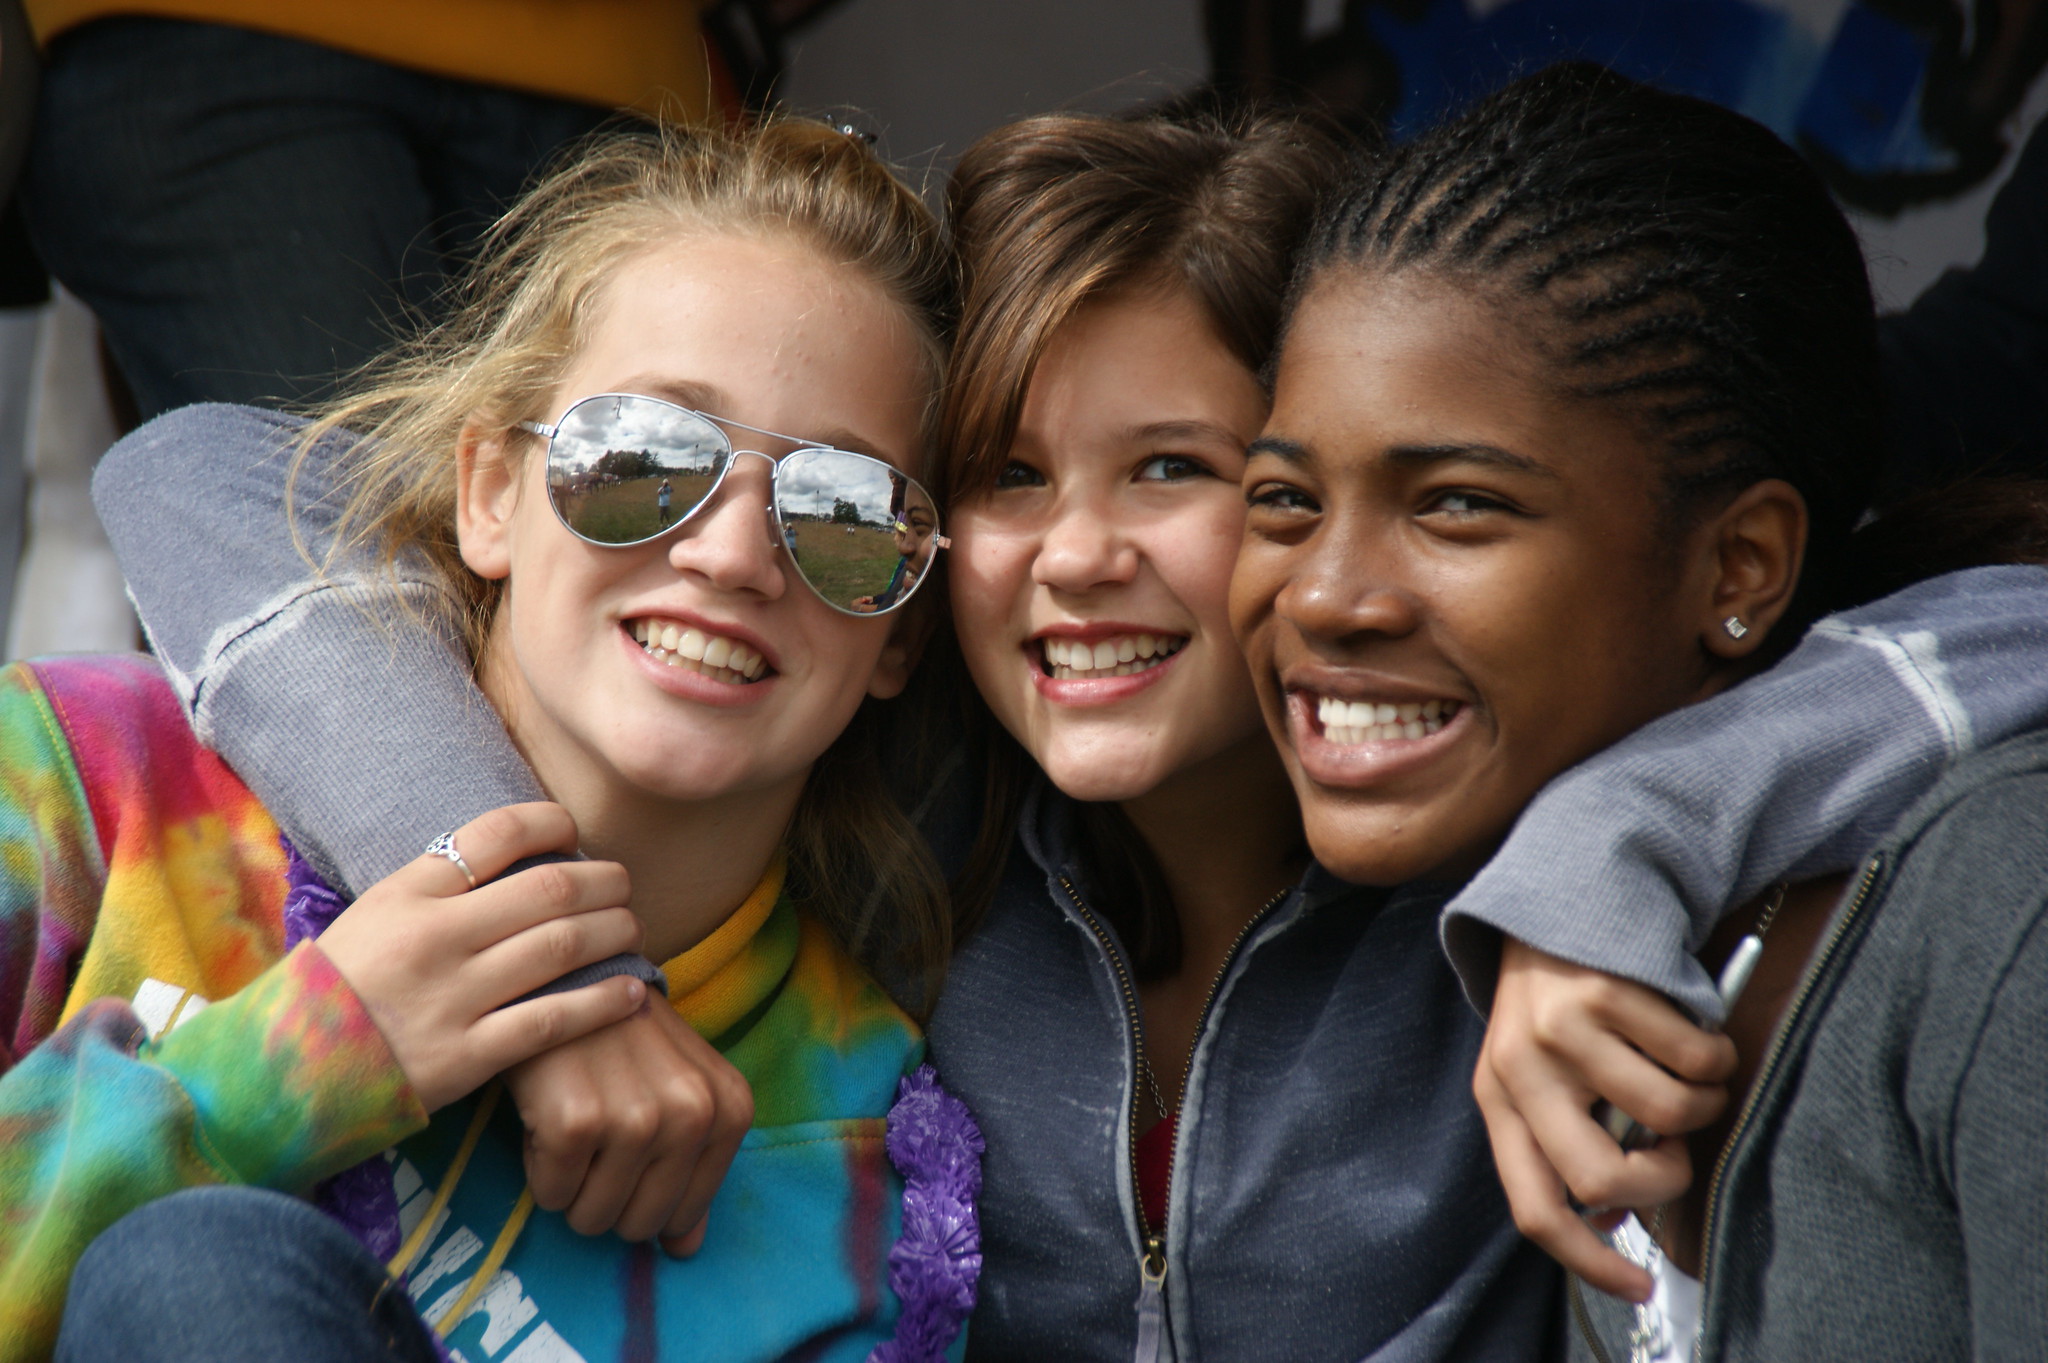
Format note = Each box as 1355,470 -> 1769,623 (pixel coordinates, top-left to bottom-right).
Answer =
518,392 -> 948,617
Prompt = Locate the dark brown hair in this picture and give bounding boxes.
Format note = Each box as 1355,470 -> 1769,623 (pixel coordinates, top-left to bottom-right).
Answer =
925,104 -> 1361,973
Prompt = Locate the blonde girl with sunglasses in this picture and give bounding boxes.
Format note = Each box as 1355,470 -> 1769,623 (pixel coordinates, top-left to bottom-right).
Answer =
0,122 -> 980,1363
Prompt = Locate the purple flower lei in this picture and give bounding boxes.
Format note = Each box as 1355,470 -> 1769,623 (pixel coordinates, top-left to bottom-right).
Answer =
282,838 -> 407,1262
871,1065 -> 986,1363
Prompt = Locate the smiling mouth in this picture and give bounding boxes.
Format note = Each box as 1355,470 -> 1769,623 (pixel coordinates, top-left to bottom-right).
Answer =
1314,695 -> 1461,744
629,618 -> 770,685
1039,632 -> 1188,681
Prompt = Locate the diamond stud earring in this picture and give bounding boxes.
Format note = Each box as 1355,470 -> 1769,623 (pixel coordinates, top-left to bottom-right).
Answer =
1724,615 -> 1749,639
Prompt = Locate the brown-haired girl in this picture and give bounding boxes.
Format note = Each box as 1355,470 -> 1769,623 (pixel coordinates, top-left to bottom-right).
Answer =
0,120 -> 981,1363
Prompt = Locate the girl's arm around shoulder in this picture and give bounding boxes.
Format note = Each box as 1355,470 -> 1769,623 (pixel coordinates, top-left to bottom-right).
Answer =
89,403 -> 545,897
1443,564 -> 2048,1022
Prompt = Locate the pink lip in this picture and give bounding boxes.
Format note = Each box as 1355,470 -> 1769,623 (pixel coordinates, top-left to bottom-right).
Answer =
619,607 -> 782,675
1285,687 -> 1474,788
618,624 -> 777,708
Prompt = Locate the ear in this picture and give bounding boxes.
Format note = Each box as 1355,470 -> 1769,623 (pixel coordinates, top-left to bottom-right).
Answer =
1693,478 -> 1807,662
865,595 -> 938,701
455,416 -> 520,581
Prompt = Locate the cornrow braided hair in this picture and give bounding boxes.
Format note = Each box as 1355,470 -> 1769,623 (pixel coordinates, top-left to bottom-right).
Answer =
1289,61 -> 1885,629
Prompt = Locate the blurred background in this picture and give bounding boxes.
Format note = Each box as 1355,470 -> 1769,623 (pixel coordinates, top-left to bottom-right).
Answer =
1,0 -> 2042,660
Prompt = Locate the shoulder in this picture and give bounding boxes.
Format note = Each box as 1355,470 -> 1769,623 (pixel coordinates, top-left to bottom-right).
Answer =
1847,730 -> 2048,1051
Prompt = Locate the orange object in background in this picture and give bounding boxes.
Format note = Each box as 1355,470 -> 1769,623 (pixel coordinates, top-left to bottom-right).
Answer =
22,0 -> 716,120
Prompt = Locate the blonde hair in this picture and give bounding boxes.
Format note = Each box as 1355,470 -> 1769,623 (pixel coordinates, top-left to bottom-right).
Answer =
297,117 -> 959,1013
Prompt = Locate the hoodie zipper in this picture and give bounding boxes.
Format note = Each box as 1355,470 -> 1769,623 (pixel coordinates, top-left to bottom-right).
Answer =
1058,874 -> 1290,1363
1694,852 -> 1887,1350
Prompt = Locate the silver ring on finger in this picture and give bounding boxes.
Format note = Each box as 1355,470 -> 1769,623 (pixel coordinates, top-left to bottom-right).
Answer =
424,831 -> 478,889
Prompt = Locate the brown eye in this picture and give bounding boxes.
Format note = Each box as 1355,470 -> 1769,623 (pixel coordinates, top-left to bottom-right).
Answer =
1424,489 -> 1511,516
994,460 -> 1044,490
1246,481 -> 1317,514
1136,455 -> 1209,483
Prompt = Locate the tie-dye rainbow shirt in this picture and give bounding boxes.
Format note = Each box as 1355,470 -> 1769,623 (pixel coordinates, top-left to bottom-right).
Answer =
0,654 -> 975,1363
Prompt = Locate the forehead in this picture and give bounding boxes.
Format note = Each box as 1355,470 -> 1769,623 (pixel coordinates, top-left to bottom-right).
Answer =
1015,288 -> 1265,443
559,232 -> 929,472
1266,270 -> 1646,478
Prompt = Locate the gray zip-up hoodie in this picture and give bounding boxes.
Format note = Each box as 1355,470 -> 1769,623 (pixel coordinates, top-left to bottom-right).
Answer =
932,779 -> 1561,1361
91,405 -> 2048,1357
1565,729 -> 2048,1362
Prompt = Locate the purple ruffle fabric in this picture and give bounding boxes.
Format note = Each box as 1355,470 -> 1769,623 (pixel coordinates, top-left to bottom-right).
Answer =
281,838 -> 406,1262
871,1065 -> 985,1363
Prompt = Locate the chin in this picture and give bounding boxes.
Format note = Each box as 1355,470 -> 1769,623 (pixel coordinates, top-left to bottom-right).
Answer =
1037,748 -> 1169,804
1299,804 -> 1468,888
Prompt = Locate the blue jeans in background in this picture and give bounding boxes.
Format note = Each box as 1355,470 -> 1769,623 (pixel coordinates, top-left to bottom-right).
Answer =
20,17 -> 616,418
55,1185 -> 439,1363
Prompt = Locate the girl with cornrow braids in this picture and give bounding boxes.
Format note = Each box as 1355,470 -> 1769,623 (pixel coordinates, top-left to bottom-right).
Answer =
78,71 -> 2048,1362
1233,61 -> 2048,1361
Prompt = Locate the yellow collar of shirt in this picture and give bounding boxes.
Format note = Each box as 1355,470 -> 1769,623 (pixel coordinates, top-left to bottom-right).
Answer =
659,855 -> 797,1041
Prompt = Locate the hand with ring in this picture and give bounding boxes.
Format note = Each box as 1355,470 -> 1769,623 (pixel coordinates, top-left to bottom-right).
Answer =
315,802 -> 651,1112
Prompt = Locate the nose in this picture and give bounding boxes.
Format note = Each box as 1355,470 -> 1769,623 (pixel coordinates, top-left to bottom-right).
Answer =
666,451 -> 787,599
1274,518 -> 1419,651
1031,490 -> 1140,596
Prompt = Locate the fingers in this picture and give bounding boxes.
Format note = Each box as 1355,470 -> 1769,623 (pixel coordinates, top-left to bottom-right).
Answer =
1517,1078 -> 1698,1212
562,1102 -> 667,1237
469,906 -> 645,1008
655,1061 -> 752,1253
1500,1013 -> 1727,1148
404,802 -> 583,897
1478,1062 -> 1654,1302
660,1216 -> 709,1259
1585,985 -> 1738,1085
466,975 -> 647,1078
458,858 -> 636,948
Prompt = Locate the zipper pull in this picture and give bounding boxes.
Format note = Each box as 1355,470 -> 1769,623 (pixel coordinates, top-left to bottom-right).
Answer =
1133,1236 -> 1167,1363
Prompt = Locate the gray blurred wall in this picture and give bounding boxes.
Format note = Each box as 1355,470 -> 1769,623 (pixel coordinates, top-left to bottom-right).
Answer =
779,0 -> 1206,183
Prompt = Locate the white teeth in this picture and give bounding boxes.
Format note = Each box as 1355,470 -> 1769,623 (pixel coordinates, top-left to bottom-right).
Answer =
629,620 -> 767,685
1042,632 -> 1187,682
1315,695 -> 1461,746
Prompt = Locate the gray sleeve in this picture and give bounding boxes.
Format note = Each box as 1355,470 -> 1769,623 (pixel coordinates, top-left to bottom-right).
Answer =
89,403 -> 546,897
1950,872 -> 2048,1354
1442,565 -> 2048,1020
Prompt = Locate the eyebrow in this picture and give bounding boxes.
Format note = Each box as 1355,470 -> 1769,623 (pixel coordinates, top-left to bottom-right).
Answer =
1123,419 -> 1250,449
1245,435 -> 1558,478
1386,442 -> 1559,478
612,374 -> 893,462
1247,434 -> 1311,464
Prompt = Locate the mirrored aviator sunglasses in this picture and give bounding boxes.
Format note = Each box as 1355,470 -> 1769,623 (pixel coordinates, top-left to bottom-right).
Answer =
520,392 -> 948,617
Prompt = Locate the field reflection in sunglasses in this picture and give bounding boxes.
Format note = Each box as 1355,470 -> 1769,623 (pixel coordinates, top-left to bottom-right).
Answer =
545,403 -> 940,610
